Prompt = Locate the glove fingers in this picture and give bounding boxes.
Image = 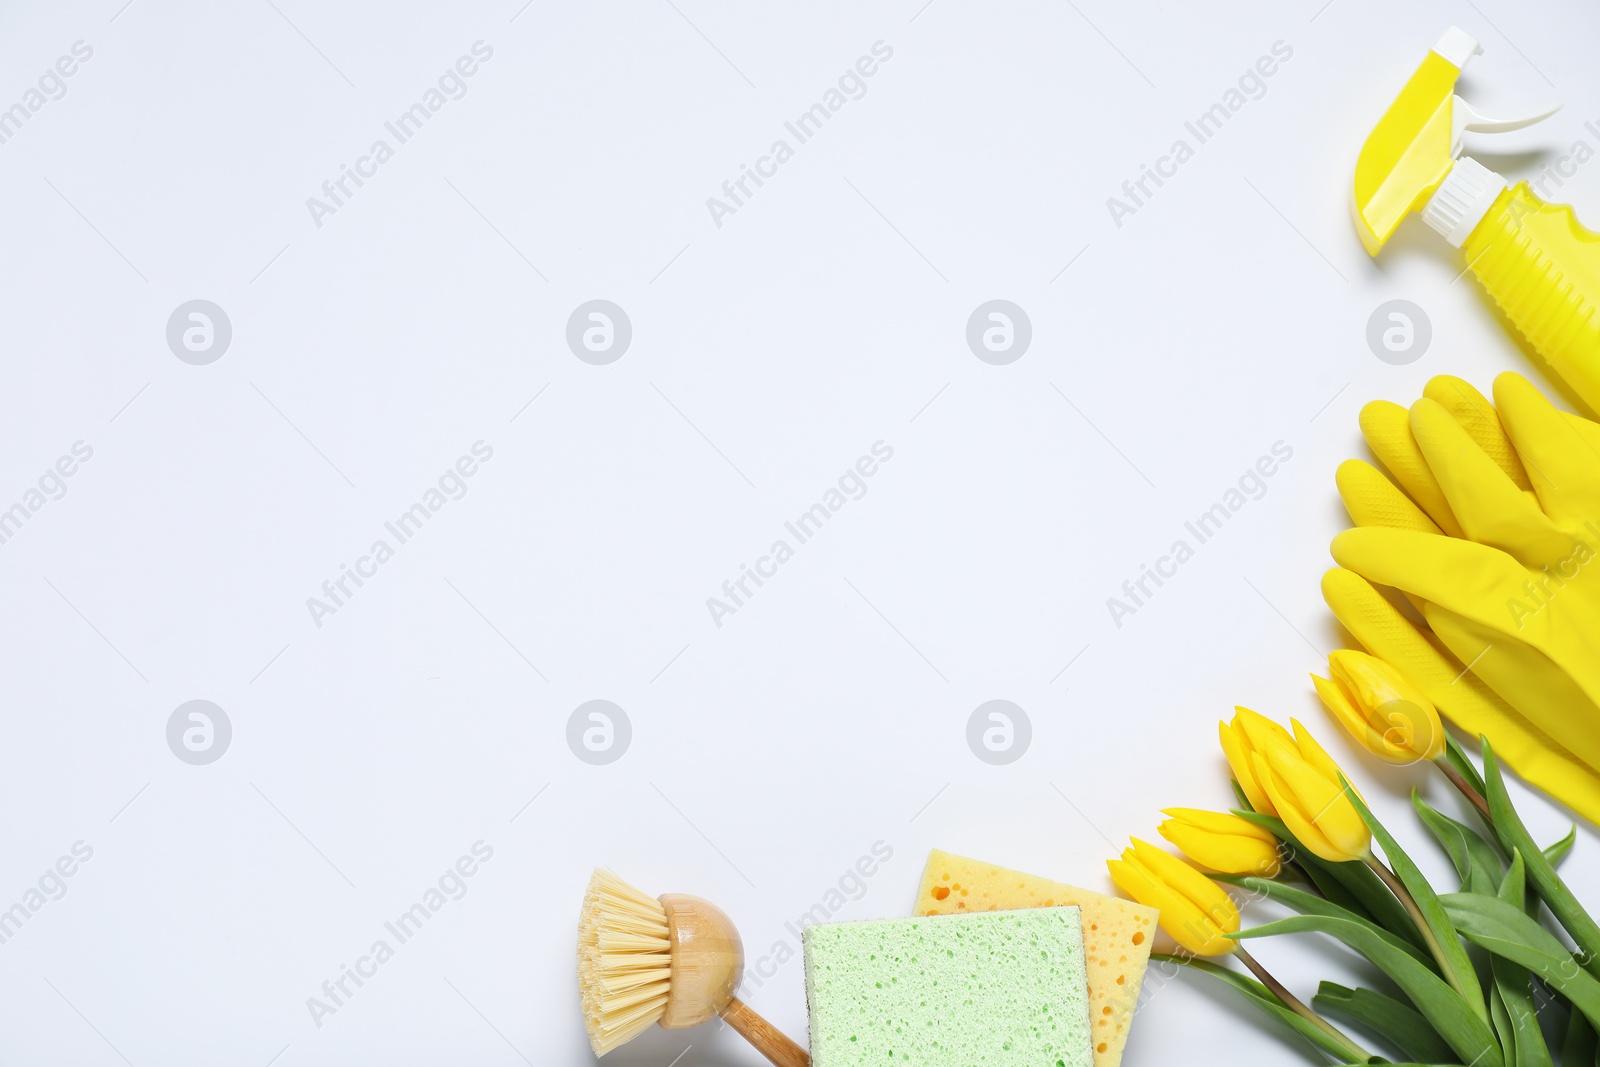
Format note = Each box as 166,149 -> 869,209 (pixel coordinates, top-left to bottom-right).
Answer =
1323,566 -> 1600,826
1361,400 -> 1463,537
1331,527 -> 1529,629
1410,397 -> 1571,563
1322,567 -> 1462,692
1423,375 -> 1532,490
1563,411 -> 1600,455
1324,566 -> 1542,728
1423,602 -> 1600,777
1493,372 -> 1600,521
1336,459 -> 1441,533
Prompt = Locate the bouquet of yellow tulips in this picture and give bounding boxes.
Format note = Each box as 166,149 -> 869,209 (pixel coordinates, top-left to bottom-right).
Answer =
1110,650 -> 1600,1066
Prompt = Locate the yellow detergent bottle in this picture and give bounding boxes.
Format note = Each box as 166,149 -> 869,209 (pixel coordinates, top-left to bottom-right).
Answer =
1355,27 -> 1600,415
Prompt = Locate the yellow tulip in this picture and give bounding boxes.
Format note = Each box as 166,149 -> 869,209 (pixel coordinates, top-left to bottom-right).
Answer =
1219,707 -> 1292,814
1251,720 -> 1372,863
1107,837 -> 1240,956
1313,649 -> 1445,765
1159,808 -> 1282,877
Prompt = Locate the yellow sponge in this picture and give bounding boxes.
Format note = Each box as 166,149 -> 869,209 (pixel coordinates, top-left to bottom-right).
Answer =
914,849 -> 1157,1067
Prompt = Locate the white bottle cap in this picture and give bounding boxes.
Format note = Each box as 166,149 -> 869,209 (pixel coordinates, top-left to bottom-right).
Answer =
1422,156 -> 1507,247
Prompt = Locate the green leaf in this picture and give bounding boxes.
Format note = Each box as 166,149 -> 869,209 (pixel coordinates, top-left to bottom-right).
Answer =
1231,809 -> 1377,923
1413,790 -> 1503,894
1344,778 -> 1487,1019
1543,824 -> 1577,870
1487,852 -> 1552,1067
1315,860 -> 1430,951
1564,1008 -> 1598,1067
1446,733 -> 1488,798
1489,982 -> 1516,1067
1292,855 -> 1375,919
1232,808 -> 1425,951
1149,953 -> 1373,1063
1484,985 -> 1510,1067
1214,875 -> 1432,967
1230,776 -> 1253,812
1229,807 -> 1285,838
1440,890 -> 1600,1031
1481,738 -> 1600,978
1496,845 -> 1525,904
1312,981 -> 1456,1064
1232,914 -> 1502,1067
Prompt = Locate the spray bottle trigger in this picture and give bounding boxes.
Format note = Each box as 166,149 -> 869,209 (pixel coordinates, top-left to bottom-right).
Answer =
1451,96 -> 1561,156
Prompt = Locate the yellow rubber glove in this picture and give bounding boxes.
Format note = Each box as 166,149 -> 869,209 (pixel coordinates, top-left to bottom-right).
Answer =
1322,568 -> 1600,825
1338,376 -> 1600,739
1328,373 -> 1600,822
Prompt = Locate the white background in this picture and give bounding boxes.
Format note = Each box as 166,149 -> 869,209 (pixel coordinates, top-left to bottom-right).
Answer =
1,0 -> 1597,1064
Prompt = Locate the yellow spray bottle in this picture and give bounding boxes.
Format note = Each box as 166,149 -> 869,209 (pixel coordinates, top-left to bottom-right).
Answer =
1355,27 -> 1600,414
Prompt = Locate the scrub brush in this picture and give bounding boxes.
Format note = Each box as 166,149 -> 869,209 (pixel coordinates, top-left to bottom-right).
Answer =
578,869 -> 808,1066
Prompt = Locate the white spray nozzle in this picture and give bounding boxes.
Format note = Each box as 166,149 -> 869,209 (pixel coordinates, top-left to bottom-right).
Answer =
1432,27 -> 1560,159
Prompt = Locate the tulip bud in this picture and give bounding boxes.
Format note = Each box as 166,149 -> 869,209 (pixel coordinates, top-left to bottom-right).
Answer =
1107,838 -> 1240,956
1314,649 -> 1444,765
1159,808 -> 1282,877
1219,707 -> 1292,815
1251,721 -> 1372,864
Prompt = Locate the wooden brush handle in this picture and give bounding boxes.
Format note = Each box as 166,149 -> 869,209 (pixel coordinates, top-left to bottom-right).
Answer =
722,997 -> 809,1067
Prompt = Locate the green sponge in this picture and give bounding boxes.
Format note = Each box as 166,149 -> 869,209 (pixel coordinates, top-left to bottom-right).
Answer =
802,907 -> 1093,1066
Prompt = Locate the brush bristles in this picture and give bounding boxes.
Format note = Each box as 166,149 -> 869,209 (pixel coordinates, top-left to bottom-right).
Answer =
578,869 -> 673,1055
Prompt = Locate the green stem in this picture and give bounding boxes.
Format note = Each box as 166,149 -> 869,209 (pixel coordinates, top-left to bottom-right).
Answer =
1235,946 -> 1371,1063
1364,853 -> 1469,999
1434,756 -> 1492,823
